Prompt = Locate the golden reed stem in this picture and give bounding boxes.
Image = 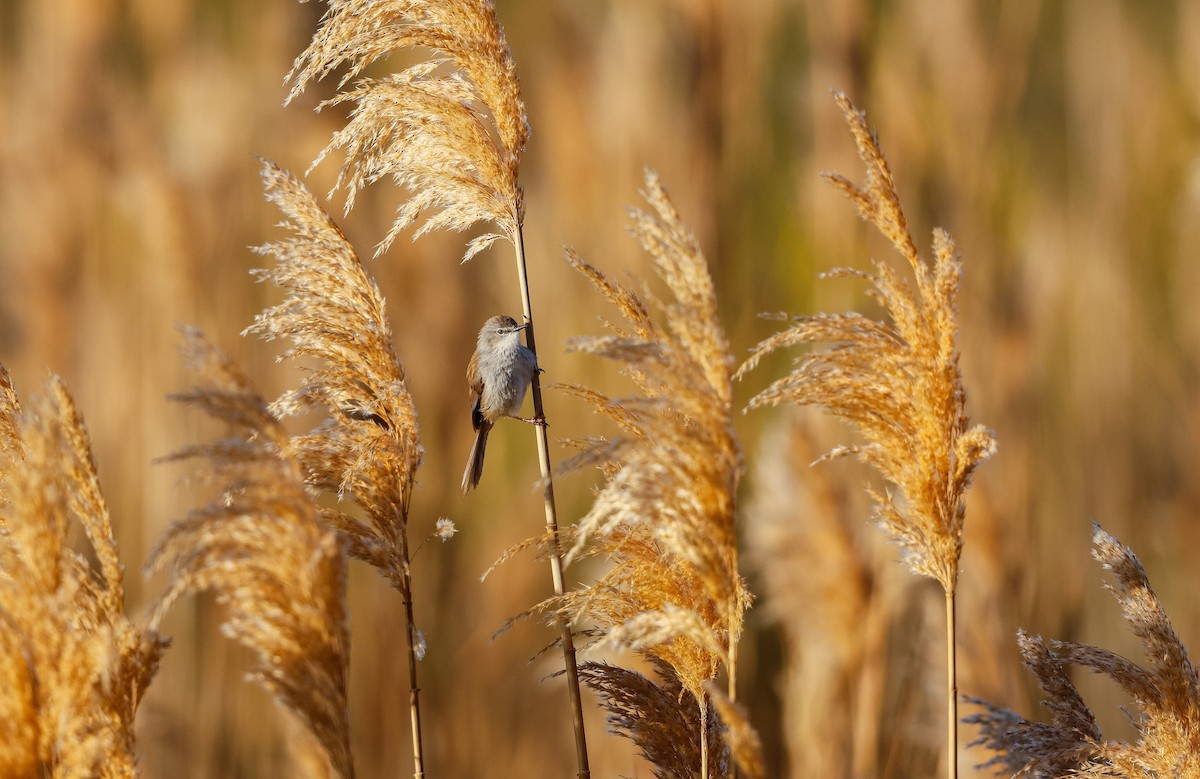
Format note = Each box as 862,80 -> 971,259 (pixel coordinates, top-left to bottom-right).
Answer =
513,224 -> 591,778
946,587 -> 958,779
400,521 -> 425,778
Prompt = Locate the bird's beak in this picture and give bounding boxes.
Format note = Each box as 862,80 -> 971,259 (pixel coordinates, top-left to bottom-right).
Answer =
514,321 -> 530,333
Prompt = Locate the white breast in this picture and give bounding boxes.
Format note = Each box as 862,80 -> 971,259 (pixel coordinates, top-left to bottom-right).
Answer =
478,334 -> 538,418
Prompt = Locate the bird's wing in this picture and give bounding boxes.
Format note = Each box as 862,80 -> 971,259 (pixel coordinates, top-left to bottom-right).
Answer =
467,349 -> 483,397
467,349 -> 485,430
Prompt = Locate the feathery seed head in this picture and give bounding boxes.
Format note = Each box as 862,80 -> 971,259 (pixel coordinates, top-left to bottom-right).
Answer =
148,330 -> 354,779
0,373 -> 165,776
288,0 -> 529,259
966,525 -> 1200,777
0,364 -> 19,471
739,92 -> 995,594
578,659 -> 729,779
434,517 -> 457,542
544,171 -> 758,777
247,160 -> 422,594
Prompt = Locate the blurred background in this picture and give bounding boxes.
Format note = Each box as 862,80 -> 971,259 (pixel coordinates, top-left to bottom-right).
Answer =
2,0 -> 1200,776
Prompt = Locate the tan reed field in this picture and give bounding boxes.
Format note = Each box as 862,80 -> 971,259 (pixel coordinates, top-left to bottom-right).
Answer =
2,1 -> 1200,777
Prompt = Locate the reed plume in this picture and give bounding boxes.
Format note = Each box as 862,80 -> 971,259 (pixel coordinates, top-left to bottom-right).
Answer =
287,2 -> 589,772
577,659 -> 727,779
737,91 -> 996,778
147,330 -> 353,778
244,158 -> 428,775
287,0 -> 528,260
246,159 -> 422,593
547,171 -> 759,779
0,372 -> 166,777
966,524 -> 1200,777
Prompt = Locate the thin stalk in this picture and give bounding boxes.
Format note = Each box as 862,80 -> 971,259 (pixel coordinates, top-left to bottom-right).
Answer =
728,604 -> 738,702
729,626 -> 737,779
945,587 -> 957,779
401,560 -> 425,778
512,224 -> 591,779
398,479 -> 425,778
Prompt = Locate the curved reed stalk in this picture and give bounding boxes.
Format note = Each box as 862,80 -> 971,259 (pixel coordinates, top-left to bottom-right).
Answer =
287,2 -> 589,774
737,92 -> 996,779
538,171 -> 760,779
147,330 -> 354,778
967,524 -> 1200,777
0,372 -> 165,777
245,159 -> 427,775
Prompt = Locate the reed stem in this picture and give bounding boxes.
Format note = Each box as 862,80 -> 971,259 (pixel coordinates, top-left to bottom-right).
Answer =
729,627 -> 738,779
946,587 -> 957,779
401,557 -> 425,777
512,224 -> 591,779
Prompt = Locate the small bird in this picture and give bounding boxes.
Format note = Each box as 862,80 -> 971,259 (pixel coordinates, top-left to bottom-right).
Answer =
461,315 -> 541,494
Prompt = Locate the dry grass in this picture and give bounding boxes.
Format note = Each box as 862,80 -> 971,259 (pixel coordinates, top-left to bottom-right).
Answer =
737,91 -> 996,777
287,0 -> 529,260
738,92 -> 996,596
4,1 -> 1200,776
245,157 -> 428,775
966,525 -> 1200,777
283,3 -> 591,774
0,365 -> 18,465
146,330 -> 353,778
540,170 -> 758,778
0,372 -> 166,777
578,659 -> 728,779
246,158 -> 423,593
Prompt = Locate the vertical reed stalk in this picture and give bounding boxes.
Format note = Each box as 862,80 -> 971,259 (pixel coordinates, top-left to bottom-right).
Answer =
404,601 -> 424,776
946,589 -> 957,779
284,1 -> 590,769
729,627 -> 738,779
400,484 -> 424,778
512,225 -> 590,778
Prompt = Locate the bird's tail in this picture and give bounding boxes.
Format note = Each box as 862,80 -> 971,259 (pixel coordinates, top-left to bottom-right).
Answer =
461,422 -> 491,494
